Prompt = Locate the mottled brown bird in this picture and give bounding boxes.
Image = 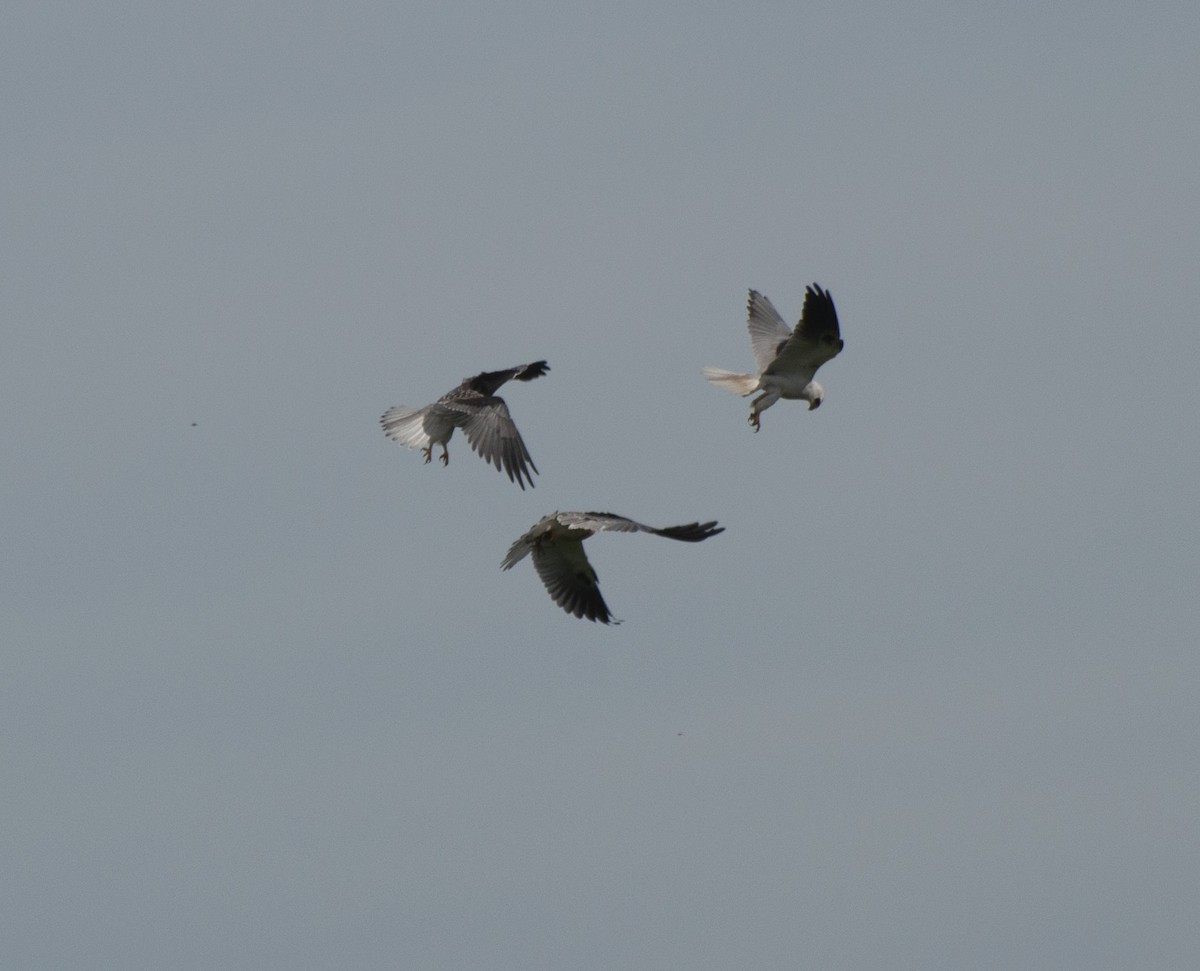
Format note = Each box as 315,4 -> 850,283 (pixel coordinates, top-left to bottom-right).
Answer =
381,361 -> 548,489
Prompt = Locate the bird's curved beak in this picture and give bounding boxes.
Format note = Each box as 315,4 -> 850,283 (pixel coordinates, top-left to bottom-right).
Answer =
808,399 -> 822,410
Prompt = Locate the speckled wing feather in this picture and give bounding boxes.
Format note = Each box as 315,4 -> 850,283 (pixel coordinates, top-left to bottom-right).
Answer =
438,393 -> 539,489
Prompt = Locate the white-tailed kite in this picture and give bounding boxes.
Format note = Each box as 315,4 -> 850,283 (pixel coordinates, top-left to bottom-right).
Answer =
381,361 -> 548,489
501,511 -> 724,624
704,284 -> 843,431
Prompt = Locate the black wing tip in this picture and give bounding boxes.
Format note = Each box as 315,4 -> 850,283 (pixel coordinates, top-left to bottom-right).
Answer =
502,460 -> 537,489
469,430 -> 537,488
577,601 -> 616,624
656,520 -> 724,542
463,361 -> 548,394
806,282 -> 836,310
556,587 -> 612,624
803,282 -> 839,332
520,455 -> 540,489
515,360 -> 550,381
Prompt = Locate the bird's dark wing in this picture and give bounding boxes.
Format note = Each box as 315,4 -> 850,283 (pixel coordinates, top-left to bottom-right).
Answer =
795,284 -> 841,343
441,394 -> 538,489
466,360 -> 550,396
642,520 -> 725,542
767,284 -> 843,377
532,538 -> 613,624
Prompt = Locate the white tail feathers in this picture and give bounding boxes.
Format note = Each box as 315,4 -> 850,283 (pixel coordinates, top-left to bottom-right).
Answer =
702,367 -> 759,396
380,406 -> 430,447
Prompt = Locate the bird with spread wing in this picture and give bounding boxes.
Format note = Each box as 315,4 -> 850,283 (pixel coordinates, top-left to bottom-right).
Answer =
381,361 -> 548,489
501,511 -> 724,624
704,284 -> 843,431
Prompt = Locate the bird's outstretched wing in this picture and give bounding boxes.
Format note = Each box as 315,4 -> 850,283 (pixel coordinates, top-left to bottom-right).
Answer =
532,538 -> 611,623
553,511 -> 724,541
439,395 -> 538,489
746,291 -> 793,373
765,284 -> 843,378
467,360 -> 550,396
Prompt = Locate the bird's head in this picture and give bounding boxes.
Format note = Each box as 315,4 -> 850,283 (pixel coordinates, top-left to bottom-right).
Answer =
804,381 -> 825,410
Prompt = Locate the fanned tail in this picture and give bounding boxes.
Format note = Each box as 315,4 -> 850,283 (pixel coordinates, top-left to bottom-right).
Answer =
380,406 -> 429,447
702,367 -> 759,396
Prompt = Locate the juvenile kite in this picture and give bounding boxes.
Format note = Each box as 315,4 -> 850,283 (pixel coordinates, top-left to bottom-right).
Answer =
501,511 -> 724,624
381,361 -> 548,489
704,285 -> 843,431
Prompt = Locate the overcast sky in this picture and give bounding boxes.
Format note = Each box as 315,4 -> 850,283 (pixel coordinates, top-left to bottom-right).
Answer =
4,2 -> 1199,968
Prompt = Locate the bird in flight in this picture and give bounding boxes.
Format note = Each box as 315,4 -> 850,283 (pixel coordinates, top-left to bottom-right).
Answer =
501,511 -> 724,624
381,361 -> 548,489
704,284 -> 843,431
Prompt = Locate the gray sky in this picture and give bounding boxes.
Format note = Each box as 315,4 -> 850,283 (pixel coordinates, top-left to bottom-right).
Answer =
4,2 -> 1199,967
